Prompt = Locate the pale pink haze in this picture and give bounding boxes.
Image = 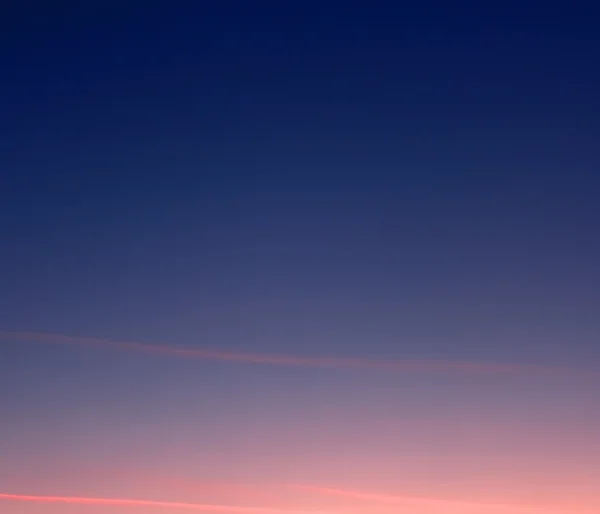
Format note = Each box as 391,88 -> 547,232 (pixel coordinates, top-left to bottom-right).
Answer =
1,487 -> 599,514
2,331 -> 598,514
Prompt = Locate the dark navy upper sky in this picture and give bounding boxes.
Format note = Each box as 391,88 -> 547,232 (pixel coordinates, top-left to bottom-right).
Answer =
2,5 -> 600,375
2,5 -> 600,365
2,4 -> 600,366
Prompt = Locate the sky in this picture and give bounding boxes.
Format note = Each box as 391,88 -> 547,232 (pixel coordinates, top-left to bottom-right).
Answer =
1,3 -> 600,514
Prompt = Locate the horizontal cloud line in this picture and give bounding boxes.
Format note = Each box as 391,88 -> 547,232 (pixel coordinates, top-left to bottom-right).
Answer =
289,485 -> 582,513
0,492 -> 327,514
0,330 -> 573,376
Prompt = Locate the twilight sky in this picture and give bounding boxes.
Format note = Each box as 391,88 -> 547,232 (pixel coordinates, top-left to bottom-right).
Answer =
1,4 -> 600,514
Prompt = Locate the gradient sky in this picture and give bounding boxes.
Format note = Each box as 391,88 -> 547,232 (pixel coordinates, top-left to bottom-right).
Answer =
1,4 -> 600,514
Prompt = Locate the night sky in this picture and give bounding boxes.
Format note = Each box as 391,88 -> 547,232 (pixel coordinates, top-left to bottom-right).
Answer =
1,4 -> 600,514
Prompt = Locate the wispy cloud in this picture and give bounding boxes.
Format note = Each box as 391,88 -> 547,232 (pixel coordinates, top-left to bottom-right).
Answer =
290,485 -> 589,514
0,492 -> 329,514
0,330 -> 571,376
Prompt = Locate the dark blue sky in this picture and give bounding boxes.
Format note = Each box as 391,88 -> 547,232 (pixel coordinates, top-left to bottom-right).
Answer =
1,6 -> 600,512
3,4 -> 600,361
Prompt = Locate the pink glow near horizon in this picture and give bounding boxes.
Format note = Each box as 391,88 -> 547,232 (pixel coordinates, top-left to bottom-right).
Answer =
1,486 -> 597,514
2,330 -> 598,513
289,484 -> 599,514
0,492 -> 330,514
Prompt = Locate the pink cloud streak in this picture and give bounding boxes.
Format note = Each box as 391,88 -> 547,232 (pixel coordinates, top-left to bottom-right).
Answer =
0,330 -> 572,376
0,492 -> 328,514
291,485 -> 595,514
